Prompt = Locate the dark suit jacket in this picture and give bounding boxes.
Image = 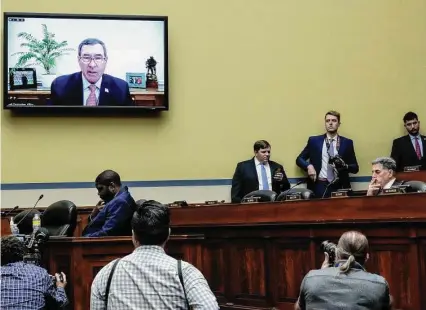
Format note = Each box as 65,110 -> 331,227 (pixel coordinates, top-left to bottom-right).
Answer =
50,72 -> 133,106
296,134 -> 359,190
376,179 -> 405,196
231,158 -> 291,203
391,135 -> 426,172
82,186 -> 136,237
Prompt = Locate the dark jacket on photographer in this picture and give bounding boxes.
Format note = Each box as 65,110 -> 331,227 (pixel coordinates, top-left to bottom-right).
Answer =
296,134 -> 359,197
298,260 -> 390,310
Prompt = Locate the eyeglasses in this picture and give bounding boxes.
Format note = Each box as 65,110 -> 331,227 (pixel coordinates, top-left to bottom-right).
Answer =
79,56 -> 106,64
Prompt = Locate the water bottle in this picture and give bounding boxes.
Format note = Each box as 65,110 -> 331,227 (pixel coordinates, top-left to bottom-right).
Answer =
32,213 -> 41,232
10,217 -> 19,235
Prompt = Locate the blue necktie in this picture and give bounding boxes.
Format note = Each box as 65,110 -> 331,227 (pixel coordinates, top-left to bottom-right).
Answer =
261,164 -> 269,190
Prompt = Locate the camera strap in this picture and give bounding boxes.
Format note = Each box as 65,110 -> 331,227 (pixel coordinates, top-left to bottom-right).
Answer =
325,135 -> 340,156
105,258 -> 121,309
178,260 -> 190,310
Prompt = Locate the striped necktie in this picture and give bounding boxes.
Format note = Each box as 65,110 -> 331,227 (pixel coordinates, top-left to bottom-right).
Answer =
86,84 -> 97,106
414,136 -> 422,160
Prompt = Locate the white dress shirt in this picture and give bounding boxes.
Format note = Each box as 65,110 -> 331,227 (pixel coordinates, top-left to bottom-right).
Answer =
318,135 -> 339,179
254,158 -> 272,190
409,134 -> 424,157
82,74 -> 102,106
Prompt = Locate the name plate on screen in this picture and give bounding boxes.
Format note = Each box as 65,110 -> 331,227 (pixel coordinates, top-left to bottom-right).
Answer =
403,165 -> 420,172
242,197 -> 260,203
205,200 -> 219,205
286,193 -> 302,201
331,191 -> 348,198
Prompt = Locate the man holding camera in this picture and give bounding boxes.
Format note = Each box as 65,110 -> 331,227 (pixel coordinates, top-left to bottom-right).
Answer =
295,231 -> 392,310
0,235 -> 68,309
296,111 -> 359,198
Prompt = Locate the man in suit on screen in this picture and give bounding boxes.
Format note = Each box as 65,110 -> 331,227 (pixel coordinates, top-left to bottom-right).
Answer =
231,140 -> 291,203
296,111 -> 359,198
50,38 -> 133,106
390,111 -> 426,171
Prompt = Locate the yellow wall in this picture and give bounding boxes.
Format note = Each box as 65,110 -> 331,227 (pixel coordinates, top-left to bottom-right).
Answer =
1,0 -> 426,183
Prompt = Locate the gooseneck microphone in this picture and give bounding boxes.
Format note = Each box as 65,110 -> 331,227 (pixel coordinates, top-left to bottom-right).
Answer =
322,176 -> 339,199
289,180 -> 305,190
1,205 -> 19,217
16,194 -> 44,227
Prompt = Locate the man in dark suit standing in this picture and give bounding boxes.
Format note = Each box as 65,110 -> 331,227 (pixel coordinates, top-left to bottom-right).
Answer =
50,38 -> 133,106
391,112 -> 425,171
231,140 -> 291,203
367,157 -> 405,196
296,111 -> 359,198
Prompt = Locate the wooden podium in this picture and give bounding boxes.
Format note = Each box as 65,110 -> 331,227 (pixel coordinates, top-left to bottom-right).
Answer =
4,193 -> 421,310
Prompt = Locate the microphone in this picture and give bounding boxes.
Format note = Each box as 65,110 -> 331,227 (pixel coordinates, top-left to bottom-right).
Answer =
16,194 -> 44,227
322,176 -> 340,199
289,180 -> 305,190
1,205 -> 19,217
281,180 -> 305,196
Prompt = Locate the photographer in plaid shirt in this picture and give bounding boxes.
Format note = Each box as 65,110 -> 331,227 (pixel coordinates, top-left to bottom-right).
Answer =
91,200 -> 219,309
0,235 -> 68,309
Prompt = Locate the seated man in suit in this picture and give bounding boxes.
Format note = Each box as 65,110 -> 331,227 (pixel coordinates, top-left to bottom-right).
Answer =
296,111 -> 359,198
82,170 -> 137,237
391,111 -> 425,171
50,38 -> 133,106
231,140 -> 290,203
367,157 -> 405,196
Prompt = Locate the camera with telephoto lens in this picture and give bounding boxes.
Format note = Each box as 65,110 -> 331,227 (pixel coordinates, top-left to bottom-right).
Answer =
328,155 -> 347,170
21,227 -> 50,266
320,240 -> 337,266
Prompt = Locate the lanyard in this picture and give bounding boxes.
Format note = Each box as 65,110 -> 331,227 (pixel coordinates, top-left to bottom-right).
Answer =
325,135 -> 340,153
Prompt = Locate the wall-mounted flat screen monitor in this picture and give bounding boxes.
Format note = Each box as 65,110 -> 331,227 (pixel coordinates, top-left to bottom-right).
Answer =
3,12 -> 169,113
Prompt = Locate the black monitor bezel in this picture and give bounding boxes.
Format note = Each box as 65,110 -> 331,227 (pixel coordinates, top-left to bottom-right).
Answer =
3,12 -> 169,115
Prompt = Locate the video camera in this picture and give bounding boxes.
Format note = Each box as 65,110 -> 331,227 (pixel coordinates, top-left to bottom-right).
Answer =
329,155 -> 347,171
320,240 -> 337,266
20,227 -> 50,265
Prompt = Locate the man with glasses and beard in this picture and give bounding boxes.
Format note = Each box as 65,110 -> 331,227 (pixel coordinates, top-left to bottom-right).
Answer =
296,111 -> 359,198
50,38 -> 133,106
82,170 -> 137,237
391,111 -> 425,172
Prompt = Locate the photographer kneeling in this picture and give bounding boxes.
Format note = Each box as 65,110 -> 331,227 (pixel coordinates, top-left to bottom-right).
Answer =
0,235 -> 68,309
295,231 -> 392,310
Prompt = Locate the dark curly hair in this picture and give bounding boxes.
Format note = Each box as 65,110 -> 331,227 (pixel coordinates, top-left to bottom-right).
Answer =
1,235 -> 26,265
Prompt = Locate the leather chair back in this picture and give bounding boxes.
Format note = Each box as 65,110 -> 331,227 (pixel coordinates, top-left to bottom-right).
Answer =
403,180 -> 426,193
242,190 -> 277,202
41,200 -> 77,237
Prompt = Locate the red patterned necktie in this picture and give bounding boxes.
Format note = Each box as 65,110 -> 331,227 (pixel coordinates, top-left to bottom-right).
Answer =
86,84 -> 97,106
414,136 -> 422,160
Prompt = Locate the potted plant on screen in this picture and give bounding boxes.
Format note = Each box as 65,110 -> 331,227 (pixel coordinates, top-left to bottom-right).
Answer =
11,24 -> 75,88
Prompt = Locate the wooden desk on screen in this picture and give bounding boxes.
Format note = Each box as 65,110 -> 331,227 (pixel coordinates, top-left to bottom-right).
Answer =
7,89 -> 165,106
22,193 -> 426,310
